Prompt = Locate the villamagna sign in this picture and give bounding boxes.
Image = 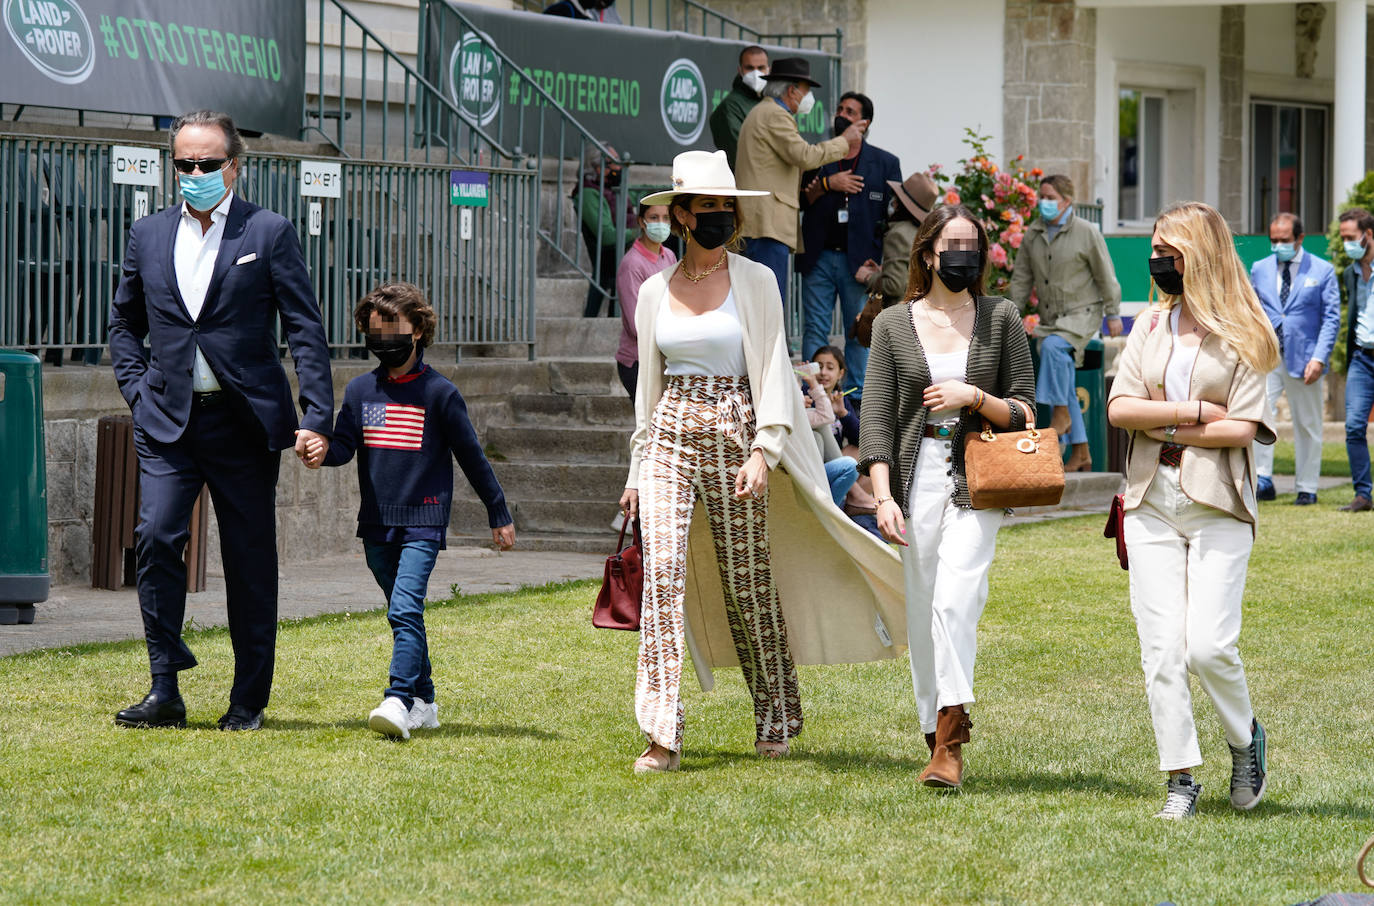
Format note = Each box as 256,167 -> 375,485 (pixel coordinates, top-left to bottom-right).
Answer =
422,1 -> 836,165
1,0 -> 303,136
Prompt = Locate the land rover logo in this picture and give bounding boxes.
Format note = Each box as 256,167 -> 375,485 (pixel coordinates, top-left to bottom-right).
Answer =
449,30 -> 501,127
4,0 -> 94,85
660,58 -> 706,146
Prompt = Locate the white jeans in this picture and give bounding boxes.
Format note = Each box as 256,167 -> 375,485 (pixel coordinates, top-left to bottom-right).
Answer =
900,437 -> 1003,734
1124,465 -> 1256,771
1253,366 -> 1324,493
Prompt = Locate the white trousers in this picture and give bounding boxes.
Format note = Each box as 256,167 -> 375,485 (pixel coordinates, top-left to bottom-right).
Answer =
1253,366 -> 1324,493
1124,465 -> 1256,771
900,437 -> 1003,734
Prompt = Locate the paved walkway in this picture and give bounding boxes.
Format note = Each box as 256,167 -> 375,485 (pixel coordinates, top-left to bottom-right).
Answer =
0,547 -> 606,658
2,473 -> 1352,659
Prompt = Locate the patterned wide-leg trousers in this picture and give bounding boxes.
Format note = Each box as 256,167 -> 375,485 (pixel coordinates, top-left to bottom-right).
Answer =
635,375 -> 802,753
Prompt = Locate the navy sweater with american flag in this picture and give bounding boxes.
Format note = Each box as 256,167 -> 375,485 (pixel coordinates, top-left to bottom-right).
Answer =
324,353 -> 511,544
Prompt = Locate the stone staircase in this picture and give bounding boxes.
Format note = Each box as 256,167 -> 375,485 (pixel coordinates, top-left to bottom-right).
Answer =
448,276 -> 632,553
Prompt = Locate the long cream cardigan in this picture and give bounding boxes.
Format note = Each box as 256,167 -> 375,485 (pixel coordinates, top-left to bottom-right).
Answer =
626,253 -> 907,691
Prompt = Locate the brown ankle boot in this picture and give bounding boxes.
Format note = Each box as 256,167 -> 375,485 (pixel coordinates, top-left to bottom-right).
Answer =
920,705 -> 972,788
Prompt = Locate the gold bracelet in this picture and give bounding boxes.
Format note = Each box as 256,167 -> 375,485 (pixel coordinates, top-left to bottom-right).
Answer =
875,496 -> 894,507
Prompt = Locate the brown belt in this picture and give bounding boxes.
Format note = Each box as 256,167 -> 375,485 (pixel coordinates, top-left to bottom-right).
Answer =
923,423 -> 957,440
1159,443 -> 1184,466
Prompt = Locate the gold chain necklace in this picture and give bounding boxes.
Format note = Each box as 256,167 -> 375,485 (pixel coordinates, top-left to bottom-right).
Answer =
919,297 -> 973,328
679,250 -> 728,284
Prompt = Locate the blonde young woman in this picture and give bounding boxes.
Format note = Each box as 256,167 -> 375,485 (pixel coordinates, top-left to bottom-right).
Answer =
859,204 -> 1035,790
1107,202 -> 1280,820
618,151 -> 904,774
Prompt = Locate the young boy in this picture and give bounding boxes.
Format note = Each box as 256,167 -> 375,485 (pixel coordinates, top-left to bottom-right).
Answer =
303,283 -> 515,739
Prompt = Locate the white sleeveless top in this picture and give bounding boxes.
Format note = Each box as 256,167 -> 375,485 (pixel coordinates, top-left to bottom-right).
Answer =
1165,307 -> 1200,402
656,289 -> 748,376
925,347 -> 968,425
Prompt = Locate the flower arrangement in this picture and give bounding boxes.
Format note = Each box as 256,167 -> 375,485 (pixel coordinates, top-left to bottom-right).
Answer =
926,128 -> 1042,313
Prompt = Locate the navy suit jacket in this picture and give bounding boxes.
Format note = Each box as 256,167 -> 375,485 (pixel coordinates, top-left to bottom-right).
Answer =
108,195 -> 334,449
1249,251 -> 1340,377
797,141 -> 902,277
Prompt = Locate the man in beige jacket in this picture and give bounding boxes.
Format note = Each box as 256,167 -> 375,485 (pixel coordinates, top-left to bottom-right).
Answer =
735,57 -> 866,308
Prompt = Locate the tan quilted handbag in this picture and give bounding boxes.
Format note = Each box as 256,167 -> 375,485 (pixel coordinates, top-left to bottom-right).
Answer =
962,420 -> 1065,509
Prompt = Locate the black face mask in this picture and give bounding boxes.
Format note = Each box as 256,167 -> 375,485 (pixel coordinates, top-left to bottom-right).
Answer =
832,115 -> 853,137
687,210 -> 735,249
366,333 -> 415,369
604,168 -> 622,188
935,249 -> 981,294
1149,255 -> 1184,296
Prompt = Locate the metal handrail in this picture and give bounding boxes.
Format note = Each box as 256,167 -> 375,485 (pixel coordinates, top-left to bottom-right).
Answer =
308,0 -> 512,164
420,0 -> 632,311
517,0 -> 843,52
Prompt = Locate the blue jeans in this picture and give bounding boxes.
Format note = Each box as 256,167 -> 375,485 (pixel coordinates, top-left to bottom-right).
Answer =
1345,348 -> 1374,497
802,250 -> 870,399
743,236 -> 790,308
1037,335 -> 1086,444
363,539 -> 441,704
824,455 -> 858,507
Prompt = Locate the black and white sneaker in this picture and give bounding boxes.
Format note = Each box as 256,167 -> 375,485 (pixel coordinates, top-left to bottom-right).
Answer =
1155,772 -> 1202,820
1229,719 -> 1268,810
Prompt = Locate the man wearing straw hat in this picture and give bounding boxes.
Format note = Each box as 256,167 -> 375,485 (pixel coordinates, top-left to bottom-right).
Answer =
734,57 -> 867,310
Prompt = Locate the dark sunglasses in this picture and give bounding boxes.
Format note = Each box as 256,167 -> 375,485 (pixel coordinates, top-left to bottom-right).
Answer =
172,157 -> 232,174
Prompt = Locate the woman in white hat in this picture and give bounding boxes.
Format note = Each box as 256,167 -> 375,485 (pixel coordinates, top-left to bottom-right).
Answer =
619,150 -> 906,773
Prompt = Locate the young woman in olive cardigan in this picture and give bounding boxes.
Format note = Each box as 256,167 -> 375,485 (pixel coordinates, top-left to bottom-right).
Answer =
1107,202 -> 1279,820
859,205 -> 1036,789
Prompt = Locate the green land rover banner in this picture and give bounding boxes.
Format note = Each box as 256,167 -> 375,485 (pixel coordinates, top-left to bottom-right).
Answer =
421,1 -> 838,165
1,0 -> 303,136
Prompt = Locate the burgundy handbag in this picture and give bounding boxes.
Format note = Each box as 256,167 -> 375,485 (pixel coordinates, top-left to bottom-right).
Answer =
593,517 -> 643,630
1103,493 -> 1128,570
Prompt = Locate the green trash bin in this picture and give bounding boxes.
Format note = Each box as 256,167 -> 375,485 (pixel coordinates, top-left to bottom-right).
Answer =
1033,336 -> 1107,469
0,349 -> 48,624
1075,338 -> 1107,471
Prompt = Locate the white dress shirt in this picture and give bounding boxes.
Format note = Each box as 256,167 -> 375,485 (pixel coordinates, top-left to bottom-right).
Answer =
1275,247 -> 1303,301
174,191 -> 234,392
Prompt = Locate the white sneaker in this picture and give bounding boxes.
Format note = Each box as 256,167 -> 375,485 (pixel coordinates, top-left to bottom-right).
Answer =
407,699 -> 440,731
368,696 -> 411,740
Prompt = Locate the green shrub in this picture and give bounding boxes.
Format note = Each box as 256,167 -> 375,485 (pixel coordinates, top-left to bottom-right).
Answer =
1323,171 -> 1374,373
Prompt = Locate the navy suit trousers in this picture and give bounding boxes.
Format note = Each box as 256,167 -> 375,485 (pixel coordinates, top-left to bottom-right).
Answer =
133,399 -> 281,708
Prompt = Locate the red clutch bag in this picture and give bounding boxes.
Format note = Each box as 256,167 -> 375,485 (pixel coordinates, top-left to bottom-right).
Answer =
593,517 -> 643,630
1103,493 -> 1128,570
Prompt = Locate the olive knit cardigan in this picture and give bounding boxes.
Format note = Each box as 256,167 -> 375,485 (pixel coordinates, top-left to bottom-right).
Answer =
858,297 -> 1037,515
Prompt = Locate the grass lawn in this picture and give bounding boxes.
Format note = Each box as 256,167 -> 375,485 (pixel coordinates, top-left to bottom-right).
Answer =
1269,439 -> 1352,478
3,492 -> 1373,905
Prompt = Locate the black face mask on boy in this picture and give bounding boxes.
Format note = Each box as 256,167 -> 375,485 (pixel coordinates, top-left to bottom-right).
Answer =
366,333 -> 415,369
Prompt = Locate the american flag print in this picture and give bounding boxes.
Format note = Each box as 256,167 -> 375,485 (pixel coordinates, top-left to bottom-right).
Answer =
362,402 -> 426,450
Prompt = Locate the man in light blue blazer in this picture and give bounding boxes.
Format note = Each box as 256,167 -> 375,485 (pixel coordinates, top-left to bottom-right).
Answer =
1249,213 -> 1340,504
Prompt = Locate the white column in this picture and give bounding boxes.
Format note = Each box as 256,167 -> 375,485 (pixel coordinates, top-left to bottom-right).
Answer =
1334,0 -> 1367,214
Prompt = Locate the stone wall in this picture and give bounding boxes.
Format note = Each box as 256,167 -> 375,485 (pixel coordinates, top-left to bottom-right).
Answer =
1003,0 -> 1096,198
1218,6 -> 1245,228
695,0 -> 867,93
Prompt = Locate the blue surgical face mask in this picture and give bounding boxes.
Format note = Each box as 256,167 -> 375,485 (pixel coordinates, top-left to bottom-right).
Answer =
1038,198 -> 1060,221
1272,242 -> 1297,262
643,222 -> 671,244
178,170 -> 228,211
1345,238 -> 1367,260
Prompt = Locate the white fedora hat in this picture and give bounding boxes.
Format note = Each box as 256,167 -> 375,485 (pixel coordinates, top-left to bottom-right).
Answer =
639,150 -> 769,206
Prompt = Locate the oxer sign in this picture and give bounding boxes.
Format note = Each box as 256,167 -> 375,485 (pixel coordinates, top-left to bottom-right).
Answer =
110,144 -> 159,186
300,160 -> 341,198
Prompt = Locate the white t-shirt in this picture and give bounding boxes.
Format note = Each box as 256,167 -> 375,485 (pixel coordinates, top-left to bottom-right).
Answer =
1165,307 -> 1200,403
656,289 -> 748,376
925,347 -> 968,425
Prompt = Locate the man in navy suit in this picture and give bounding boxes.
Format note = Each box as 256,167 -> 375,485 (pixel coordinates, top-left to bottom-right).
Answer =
108,111 -> 335,730
797,91 -> 901,401
1249,212 -> 1340,505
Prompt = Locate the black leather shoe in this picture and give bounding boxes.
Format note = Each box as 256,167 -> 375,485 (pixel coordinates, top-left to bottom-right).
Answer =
1294,492 -> 1318,506
1340,495 -> 1374,512
218,705 -> 264,731
1256,478 -> 1276,501
115,692 -> 187,728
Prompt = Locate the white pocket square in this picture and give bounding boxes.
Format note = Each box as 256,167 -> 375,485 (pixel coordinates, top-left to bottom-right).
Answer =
235,253 -> 257,265
1304,277 -> 1319,287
